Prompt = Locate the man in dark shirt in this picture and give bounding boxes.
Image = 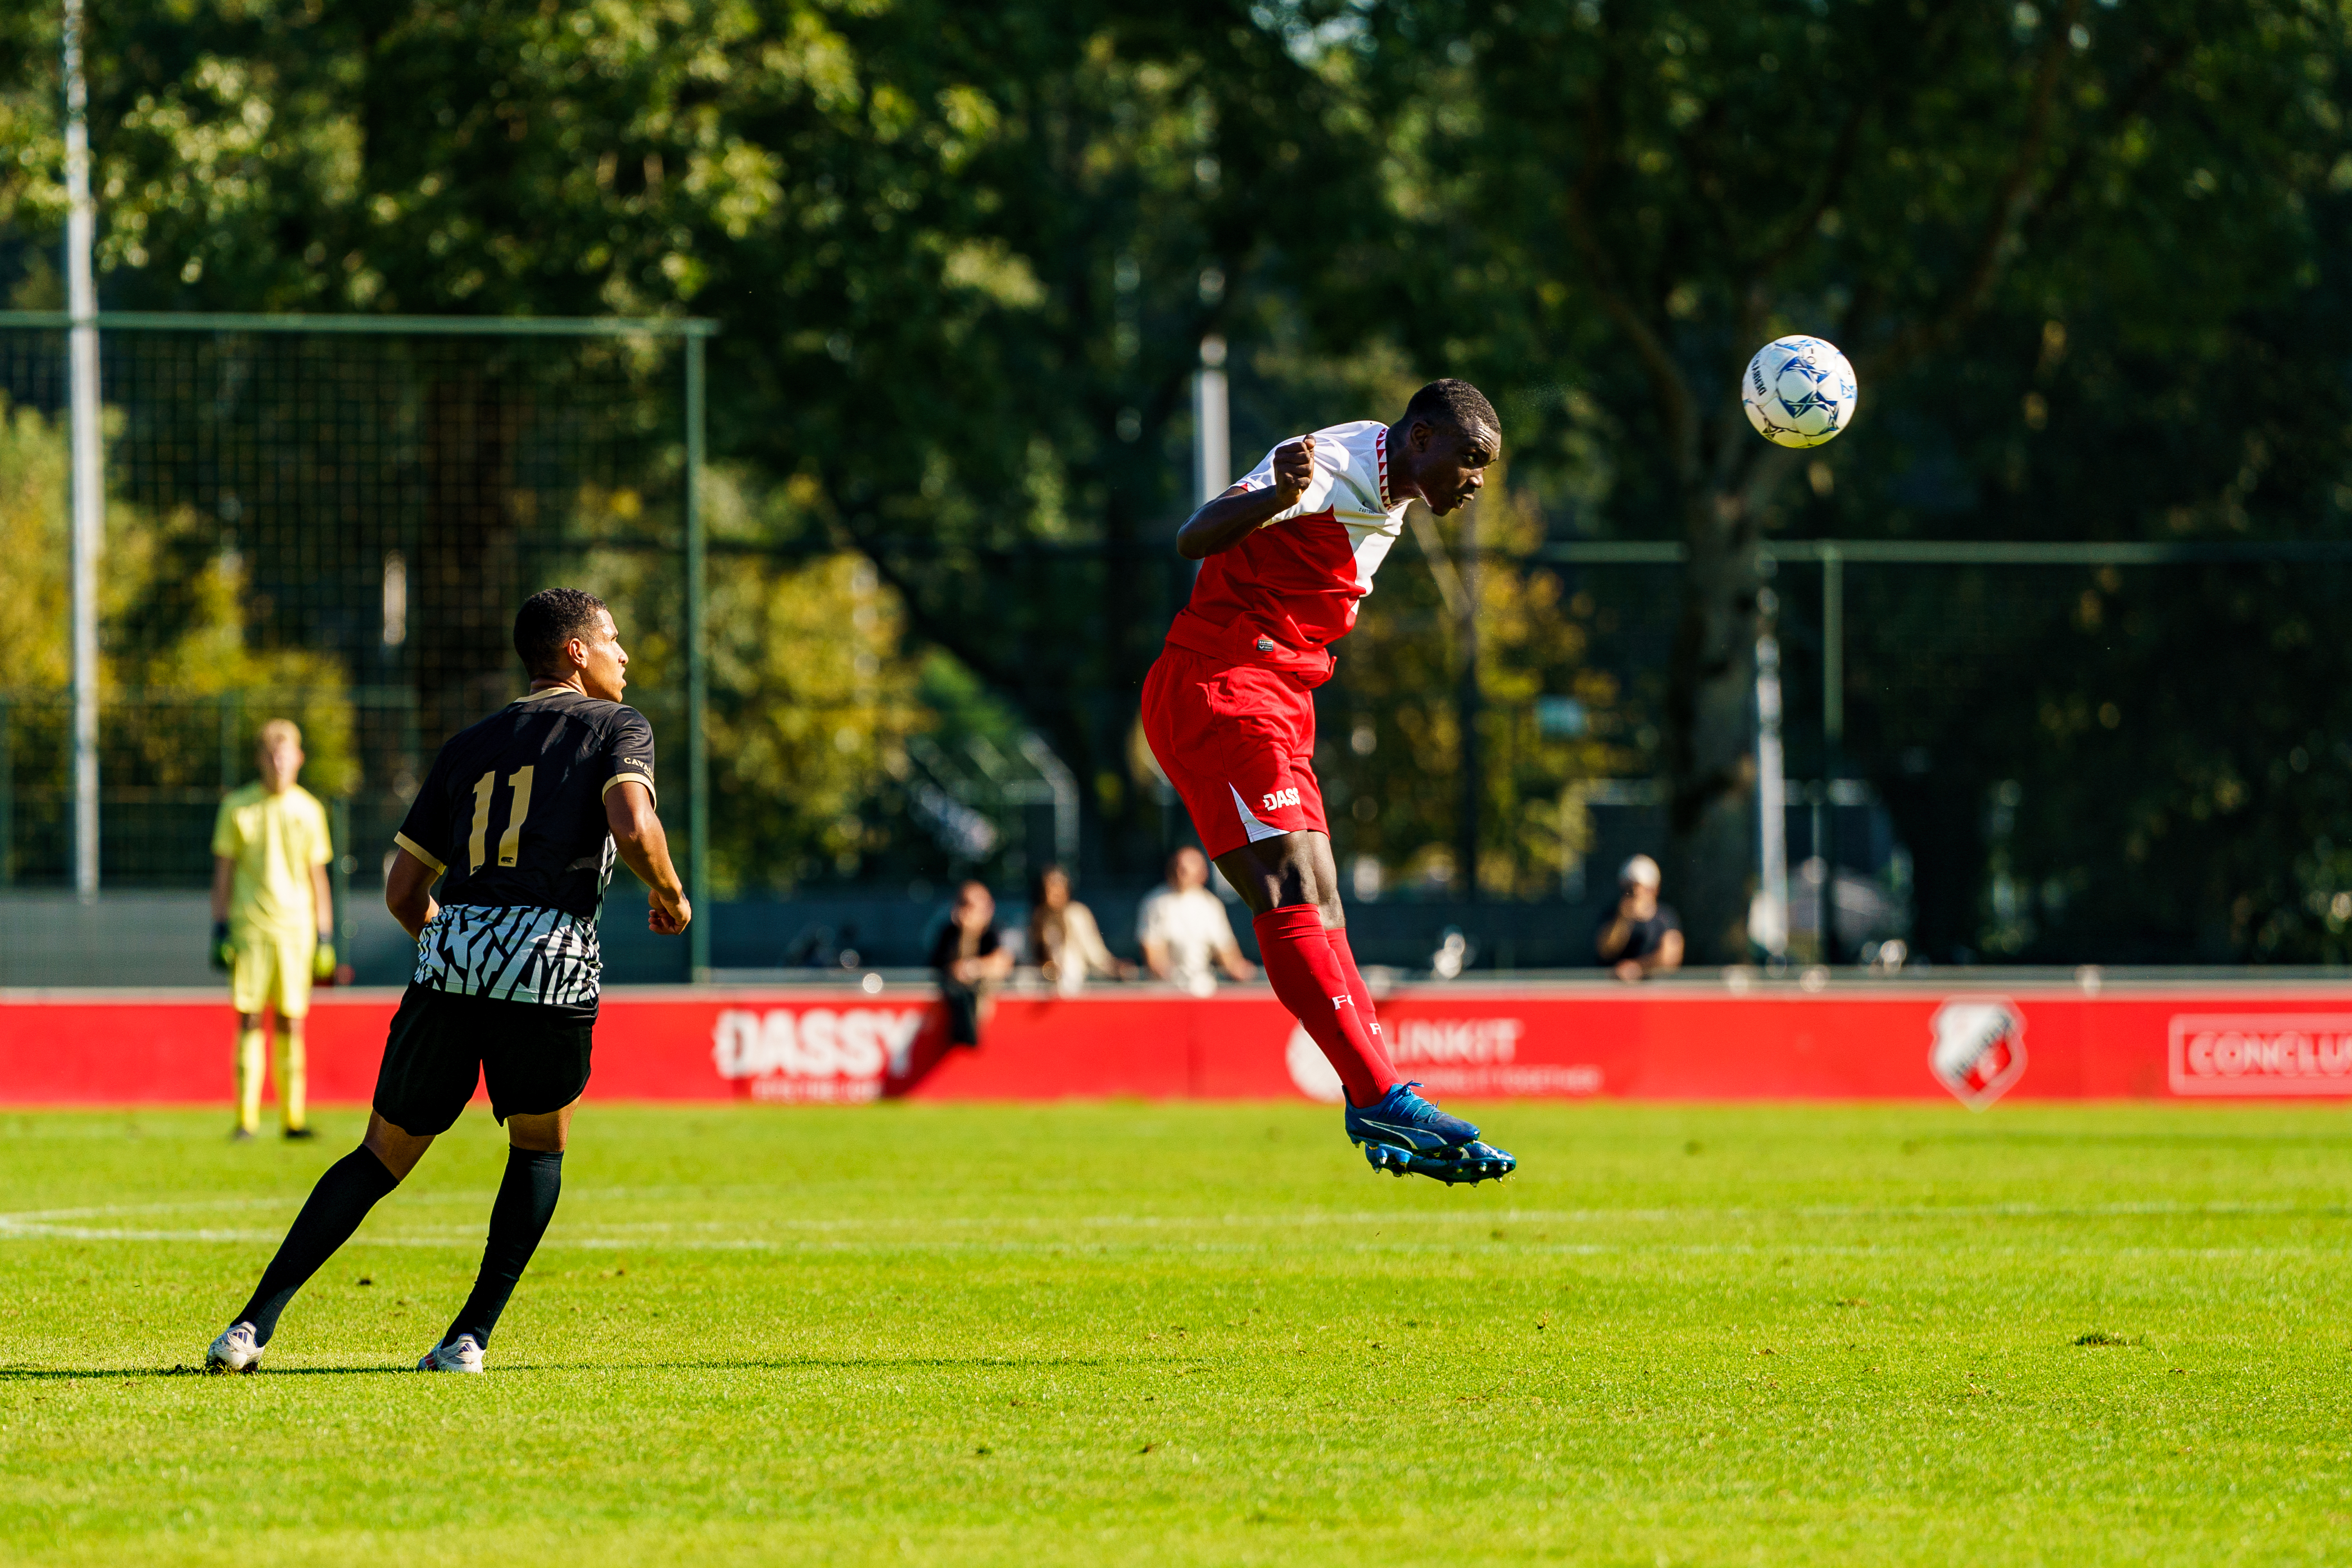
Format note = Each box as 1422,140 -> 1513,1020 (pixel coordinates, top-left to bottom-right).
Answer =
205,588 -> 689,1375
1596,854 -> 1684,983
930,880 -> 1013,1046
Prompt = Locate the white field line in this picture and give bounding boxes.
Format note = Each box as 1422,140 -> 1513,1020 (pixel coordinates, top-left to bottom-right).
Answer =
3,1192 -> 2349,1252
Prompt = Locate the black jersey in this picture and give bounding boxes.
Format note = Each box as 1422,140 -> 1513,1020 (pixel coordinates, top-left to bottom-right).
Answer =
393,687 -> 657,1007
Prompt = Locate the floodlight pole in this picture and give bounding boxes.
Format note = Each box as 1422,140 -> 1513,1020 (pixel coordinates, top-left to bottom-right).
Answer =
683,332 -> 710,979
62,0 -> 103,901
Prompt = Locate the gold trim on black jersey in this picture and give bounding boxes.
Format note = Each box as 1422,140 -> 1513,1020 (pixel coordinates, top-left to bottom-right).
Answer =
600,770 -> 657,806
393,831 -> 448,875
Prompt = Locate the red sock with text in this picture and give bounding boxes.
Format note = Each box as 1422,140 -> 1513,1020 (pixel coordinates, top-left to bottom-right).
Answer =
1322,927 -> 1399,1093
1253,905 -> 1392,1108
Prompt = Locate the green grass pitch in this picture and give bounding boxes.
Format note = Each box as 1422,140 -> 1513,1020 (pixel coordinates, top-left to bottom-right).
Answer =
5,1099 -> 2352,1565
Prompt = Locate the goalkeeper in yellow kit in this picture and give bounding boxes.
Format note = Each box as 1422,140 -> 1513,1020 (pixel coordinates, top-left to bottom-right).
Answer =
210,719 -> 337,1141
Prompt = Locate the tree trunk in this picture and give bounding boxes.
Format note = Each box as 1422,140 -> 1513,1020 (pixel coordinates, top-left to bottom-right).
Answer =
1665,488 -> 1761,964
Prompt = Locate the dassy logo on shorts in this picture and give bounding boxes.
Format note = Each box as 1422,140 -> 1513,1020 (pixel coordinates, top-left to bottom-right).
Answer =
1261,787 -> 1301,812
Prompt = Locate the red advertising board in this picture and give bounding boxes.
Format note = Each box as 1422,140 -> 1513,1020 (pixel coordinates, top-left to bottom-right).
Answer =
10,980 -> 2352,1107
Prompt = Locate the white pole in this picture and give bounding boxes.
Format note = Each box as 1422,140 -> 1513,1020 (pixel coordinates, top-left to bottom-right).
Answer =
1753,633 -> 1789,960
62,0 -> 103,901
1193,335 -> 1229,507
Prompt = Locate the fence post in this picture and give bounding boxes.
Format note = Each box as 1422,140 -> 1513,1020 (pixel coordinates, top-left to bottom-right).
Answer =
1753,633 -> 1788,960
331,795 -> 352,957
0,693 -> 11,886
1820,544 -> 1843,960
1456,498 -> 1481,903
684,331 -> 710,980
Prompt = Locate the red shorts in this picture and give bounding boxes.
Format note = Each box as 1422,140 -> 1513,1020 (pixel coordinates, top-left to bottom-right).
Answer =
1140,646 -> 1327,859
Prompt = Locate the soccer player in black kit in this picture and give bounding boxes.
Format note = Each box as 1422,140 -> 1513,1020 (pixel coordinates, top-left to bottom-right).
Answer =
205,588 -> 690,1373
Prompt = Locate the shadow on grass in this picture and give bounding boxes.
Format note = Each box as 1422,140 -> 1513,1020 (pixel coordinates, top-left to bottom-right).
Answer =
0,1365 -> 415,1380
1,1354 -> 1114,1381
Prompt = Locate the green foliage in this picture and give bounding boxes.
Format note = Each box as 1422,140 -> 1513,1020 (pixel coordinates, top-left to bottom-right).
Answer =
1321,484 -> 1633,899
697,532 -> 929,895
3,0 -> 2350,951
12,1101 -> 2352,1561
1358,0 -> 2352,958
0,393 -> 358,801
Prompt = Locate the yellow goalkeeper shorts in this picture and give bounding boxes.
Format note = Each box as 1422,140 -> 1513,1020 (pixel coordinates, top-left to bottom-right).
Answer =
229,927 -> 316,1019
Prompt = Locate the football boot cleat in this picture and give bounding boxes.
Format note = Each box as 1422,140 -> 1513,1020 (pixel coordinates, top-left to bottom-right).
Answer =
1360,1139 -> 1517,1185
205,1321 -> 264,1374
416,1333 -> 485,1374
1345,1081 -> 1480,1155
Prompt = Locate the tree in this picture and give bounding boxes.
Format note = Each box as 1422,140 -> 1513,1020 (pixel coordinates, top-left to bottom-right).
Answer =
1362,0 -> 2350,957
0,0 -> 1403,880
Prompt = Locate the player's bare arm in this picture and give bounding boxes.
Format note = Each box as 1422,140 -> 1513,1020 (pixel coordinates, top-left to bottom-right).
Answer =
1175,435 -> 1316,559
606,780 -> 691,935
385,848 -> 441,941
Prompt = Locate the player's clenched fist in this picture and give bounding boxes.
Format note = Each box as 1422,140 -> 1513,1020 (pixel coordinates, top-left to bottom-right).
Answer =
1271,435 -> 1316,507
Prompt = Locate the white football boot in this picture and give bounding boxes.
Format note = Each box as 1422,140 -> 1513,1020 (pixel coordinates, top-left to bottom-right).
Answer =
416,1333 -> 484,1373
205,1321 -> 263,1374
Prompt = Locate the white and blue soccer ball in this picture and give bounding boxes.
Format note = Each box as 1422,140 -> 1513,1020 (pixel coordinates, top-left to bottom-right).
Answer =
1741,335 -> 1859,448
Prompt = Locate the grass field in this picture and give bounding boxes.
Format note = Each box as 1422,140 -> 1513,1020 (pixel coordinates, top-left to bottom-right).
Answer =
5,1099 -> 2352,1565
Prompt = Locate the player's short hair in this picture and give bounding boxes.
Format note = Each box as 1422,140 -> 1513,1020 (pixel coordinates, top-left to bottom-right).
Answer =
514,588 -> 609,678
1403,379 -> 1501,443
255,718 -> 301,752
1620,854 -> 1662,889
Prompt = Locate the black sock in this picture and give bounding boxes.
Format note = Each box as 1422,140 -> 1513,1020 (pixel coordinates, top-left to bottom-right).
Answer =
237,1146 -> 401,1345
442,1148 -> 564,1350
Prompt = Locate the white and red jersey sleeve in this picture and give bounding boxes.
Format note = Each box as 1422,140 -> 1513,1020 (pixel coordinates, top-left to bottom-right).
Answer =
1162,419 -> 1408,679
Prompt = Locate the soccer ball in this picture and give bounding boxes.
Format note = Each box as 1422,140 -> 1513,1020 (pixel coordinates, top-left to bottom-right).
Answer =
1741,335 -> 1859,448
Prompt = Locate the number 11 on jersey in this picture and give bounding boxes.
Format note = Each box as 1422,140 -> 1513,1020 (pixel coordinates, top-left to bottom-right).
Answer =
467,766 -> 537,872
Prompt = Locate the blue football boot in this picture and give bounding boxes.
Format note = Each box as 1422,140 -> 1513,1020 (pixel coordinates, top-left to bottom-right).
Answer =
1346,1082 -> 1517,1184
1360,1139 -> 1517,1184
1346,1081 -> 1480,1153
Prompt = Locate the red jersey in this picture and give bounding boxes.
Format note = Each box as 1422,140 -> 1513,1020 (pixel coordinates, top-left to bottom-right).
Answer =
1162,420 -> 1410,681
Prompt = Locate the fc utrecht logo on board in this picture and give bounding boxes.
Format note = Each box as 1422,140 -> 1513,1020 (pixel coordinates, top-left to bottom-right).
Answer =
1928,997 -> 2028,1109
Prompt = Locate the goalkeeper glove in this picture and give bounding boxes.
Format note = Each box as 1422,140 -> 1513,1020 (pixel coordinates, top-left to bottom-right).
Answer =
210,922 -> 235,972
312,941 -> 338,982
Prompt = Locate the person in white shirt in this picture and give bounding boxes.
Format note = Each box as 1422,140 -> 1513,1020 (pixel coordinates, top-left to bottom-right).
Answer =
1136,847 -> 1256,997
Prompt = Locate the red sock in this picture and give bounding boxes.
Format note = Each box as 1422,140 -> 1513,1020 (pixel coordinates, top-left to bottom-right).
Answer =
1253,905 -> 1390,1108
1323,928 -> 1398,1093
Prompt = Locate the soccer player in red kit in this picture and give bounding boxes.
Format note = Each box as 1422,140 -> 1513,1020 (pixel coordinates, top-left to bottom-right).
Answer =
1140,379 -> 1514,1182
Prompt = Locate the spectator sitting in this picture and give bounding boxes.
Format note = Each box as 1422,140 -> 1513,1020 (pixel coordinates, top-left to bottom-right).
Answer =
931,880 -> 1015,1045
1138,846 -> 1256,998
1028,864 -> 1133,997
1596,853 -> 1684,982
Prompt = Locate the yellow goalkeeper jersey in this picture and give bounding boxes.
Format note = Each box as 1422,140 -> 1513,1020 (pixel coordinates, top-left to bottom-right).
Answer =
211,783 -> 333,939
